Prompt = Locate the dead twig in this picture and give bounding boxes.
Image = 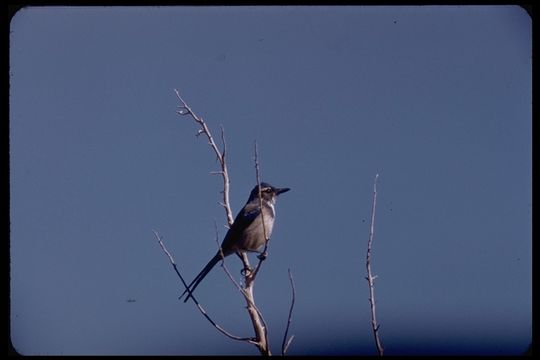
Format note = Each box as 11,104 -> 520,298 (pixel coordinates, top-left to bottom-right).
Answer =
281,268 -> 296,355
365,174 -> 384,356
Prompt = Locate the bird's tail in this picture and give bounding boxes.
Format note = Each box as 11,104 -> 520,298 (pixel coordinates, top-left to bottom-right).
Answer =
180,253 -> 222,303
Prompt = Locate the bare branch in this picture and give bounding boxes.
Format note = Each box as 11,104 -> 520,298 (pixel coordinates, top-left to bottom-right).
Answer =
281,268 -> 296,355
152,230 -> 251,343
174,89 -> 234,226
242,278 -> 270,354
235,250 -> 271,355
219,126 -> 234,226
365,174 -> 384,356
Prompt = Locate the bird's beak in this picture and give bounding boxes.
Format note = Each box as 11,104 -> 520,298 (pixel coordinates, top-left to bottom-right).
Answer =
276,187 -> 290,195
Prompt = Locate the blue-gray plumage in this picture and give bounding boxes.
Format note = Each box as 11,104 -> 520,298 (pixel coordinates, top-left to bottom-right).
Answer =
180,182 -> 290,302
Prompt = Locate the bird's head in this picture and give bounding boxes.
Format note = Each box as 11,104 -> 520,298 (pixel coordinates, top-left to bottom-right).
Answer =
249,182 -> 290,203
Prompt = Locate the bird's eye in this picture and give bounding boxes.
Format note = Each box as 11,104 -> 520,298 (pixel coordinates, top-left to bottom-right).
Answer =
263,187 -> 272,193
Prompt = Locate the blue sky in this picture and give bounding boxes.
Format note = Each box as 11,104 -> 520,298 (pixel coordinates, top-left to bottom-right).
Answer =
10,6 -> 531,355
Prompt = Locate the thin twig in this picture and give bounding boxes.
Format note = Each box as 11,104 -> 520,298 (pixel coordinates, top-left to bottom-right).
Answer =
281,268 -> 296,355
365,174 -> 384,356
252,141 -> 269,278
153,229 -> 191,291
152,230 -> 251,343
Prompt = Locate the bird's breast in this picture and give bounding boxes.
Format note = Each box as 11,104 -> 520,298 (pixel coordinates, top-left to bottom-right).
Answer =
239,208 -> 275,252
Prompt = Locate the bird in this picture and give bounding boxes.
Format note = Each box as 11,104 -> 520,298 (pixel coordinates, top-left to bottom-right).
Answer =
180,182 -> 290,303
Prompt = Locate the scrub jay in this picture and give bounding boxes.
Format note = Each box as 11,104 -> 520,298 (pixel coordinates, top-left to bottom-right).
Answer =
180,182 -> 290,302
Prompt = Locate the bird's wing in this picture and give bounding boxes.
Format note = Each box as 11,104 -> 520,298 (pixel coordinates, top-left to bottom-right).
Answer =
220,202 -> 260,252
238,202 -> 261,223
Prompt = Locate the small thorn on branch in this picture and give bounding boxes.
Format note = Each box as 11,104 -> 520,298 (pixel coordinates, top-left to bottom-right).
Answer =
176,104 -> 189,114
366,275 -> 378,282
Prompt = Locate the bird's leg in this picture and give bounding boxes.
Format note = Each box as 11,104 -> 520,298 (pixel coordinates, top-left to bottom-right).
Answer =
237,252 -> 253,277
256,251 -> 268,261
